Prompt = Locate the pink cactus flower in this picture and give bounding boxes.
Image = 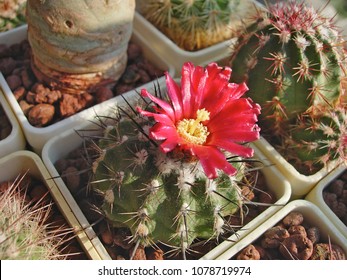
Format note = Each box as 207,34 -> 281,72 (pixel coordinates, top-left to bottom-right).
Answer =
137,62 -> 261,179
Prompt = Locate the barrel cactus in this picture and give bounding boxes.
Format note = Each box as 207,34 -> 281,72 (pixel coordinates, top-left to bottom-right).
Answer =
26,0 -> 135,94
137,0 -> 255,51
229,0 -> 347,174
90,62 -> 261,258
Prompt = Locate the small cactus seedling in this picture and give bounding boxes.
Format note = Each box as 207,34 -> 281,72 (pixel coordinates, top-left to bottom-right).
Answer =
89,62 -> 261,259
138,0 -> 256,51
0,174 -> 74,260
229,0 -> 347,174
0,0 -> 26,32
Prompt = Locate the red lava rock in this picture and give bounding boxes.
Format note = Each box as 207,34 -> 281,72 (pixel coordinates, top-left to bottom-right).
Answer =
279,234 -> 313,260
20,68 -> 36,89
131,245 -> 147,260
282,211 -> 304,227
237,245 -> 261,260
261,226 -> 290,249
30,83 -> 61,104
0,106 -> 12,140
13,86 -> 27,101
6,74 -> 22,90
28,103 -> 55,127
95,87 -> 114,103
147,248 -> 164,260
288,225 -> 307,237
0,57 -> 17,75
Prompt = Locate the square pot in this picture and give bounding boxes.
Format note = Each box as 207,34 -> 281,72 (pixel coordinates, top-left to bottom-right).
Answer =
306,165 -> 347,239
254,137 -> 340,200
215,199 -> 347,260
0,150 -> 101,259
0,86 -> 26,157
41,89 -> 291,260
134,0 -> 262,74
0,24 -> 174,155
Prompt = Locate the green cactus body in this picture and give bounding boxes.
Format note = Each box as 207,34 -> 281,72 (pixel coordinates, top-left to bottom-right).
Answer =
138,0 -> 249,51
92,117 -> 244,252
229,1 -> 347,174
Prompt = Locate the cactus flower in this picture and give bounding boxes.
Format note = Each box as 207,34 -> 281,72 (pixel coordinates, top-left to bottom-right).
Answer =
137,62 -> 261,179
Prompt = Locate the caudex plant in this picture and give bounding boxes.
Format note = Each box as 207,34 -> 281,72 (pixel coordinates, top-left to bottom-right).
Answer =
229,0 -> 347,175
85,62 -> 263,259
0,173 -> 74,260
26,0 -> 135,94
137,0 -> 254,51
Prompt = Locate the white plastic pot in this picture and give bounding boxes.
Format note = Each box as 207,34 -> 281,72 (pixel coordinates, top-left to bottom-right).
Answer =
215,199 -> 347,260
0,25 -> 174,155
254,137 -> 339,200
306,165 -> 347,240
0,87 -> 26,157
41,89 -> 291,260
0,150 -> 102,260
134,0 -> 262,74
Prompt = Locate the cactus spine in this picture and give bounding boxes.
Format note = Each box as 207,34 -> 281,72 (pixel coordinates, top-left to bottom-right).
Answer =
229,0 -> 347,174
138,0 -> 251,51
0,175 -> 71,260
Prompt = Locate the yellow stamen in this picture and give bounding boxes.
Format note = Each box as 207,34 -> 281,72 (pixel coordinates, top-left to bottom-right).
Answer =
177,109 -> 210,145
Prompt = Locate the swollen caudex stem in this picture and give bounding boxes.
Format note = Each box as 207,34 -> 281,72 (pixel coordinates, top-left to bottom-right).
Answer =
26,0 -> 135,94
137,0 -> 256,51
229,0 -> 347,174
90,116 -> 246,259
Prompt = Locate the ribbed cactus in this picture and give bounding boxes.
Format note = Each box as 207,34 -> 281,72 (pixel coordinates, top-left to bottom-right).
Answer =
90,62 -> 261,258
229,1 -> 347,174
0,0 -> 26,32
26,0 -> 135,94
137,0 -> 253,51
93,118 -> 244,257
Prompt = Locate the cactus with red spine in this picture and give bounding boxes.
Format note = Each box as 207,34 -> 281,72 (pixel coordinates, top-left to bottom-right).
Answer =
229,0 -> 347,174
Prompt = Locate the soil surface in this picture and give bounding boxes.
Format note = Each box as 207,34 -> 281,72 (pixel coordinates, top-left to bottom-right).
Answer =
233,211 -> 346,260
0,40 -> 164,127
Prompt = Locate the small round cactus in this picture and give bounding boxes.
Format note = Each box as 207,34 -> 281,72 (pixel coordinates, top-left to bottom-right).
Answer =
229,0 -> 347,174
138,0 -> 255,51
89,62 -> 261,258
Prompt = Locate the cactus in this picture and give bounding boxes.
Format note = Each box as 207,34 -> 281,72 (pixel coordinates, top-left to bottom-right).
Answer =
0,0 -> 26,32
137,0 -> 256,51
26,0 -> 135,94
89,62 -> 261,258
0,174 -> 72,260
229,0 -> 347,174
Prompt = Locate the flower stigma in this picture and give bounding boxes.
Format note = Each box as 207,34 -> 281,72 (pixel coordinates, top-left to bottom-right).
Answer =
176,109 -> 210,145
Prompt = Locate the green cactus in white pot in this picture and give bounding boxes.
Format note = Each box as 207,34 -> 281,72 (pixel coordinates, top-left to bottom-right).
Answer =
83,61 -> 263,259
228,0 -> 347,175
137,0 -> 256,51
